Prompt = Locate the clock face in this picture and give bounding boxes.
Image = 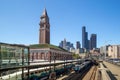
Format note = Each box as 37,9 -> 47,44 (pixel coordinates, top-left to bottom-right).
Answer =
41,18 -> 45,22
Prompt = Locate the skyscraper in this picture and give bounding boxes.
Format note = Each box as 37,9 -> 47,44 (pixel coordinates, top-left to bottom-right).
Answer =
82,26 -> 85,48
39,8 -> 50,44
59,41 -> 63,48
76,41 -> 81,49
59,39 -> 74,51
90,34 -> 97,50
63,38 -> 67,49
82,26 -> 88,49
85,32 -> 89,49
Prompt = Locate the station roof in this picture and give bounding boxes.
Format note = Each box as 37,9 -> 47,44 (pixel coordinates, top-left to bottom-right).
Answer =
0,42 -> 29,48
30,44 -> 68,52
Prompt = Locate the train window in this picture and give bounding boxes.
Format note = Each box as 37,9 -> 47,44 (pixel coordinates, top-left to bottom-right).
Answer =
31,73 -> 34,75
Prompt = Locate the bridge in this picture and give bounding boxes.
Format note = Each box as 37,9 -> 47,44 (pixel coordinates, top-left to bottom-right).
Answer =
1,59 -> 120,80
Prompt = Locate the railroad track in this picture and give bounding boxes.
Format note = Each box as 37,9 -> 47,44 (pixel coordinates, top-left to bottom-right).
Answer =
58,60 -> 98,80
61,65 -> 98,80
62,66 -> 92,80
62,72 -> 81,80
89,66 -> 97,80
83,66 -> 97,80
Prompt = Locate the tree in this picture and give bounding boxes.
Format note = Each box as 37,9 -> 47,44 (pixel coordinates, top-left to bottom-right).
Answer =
72,53 -> 80,59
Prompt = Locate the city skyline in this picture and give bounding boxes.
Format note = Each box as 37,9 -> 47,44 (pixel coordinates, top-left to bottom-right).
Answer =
0,0 -> 120,47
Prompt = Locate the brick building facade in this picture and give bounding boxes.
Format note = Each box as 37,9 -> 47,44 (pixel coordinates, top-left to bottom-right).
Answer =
30,44 -> 72,61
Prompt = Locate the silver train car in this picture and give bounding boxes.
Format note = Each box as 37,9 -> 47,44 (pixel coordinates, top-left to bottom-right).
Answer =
74,61 -> 92,73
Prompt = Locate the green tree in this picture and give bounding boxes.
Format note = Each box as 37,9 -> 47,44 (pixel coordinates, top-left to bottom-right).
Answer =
72,53 -> 80,59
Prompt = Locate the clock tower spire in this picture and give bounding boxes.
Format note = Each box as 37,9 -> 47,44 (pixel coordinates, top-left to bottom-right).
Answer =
39,8 -> 50,44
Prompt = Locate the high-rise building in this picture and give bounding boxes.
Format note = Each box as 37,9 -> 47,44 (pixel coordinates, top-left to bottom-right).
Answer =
59,41 -> 63,48
90,34 -> 97,50
82,26 -> 85,48
39,8 -> 50,44
88,40 -> 91,50
59,39 -> 74,51
76,41 -> 81,49
85,32 -> 89,49
63,38 -> 67,49
82,26 -> 88,49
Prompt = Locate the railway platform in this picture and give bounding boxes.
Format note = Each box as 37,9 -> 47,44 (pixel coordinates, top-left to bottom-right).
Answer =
1,59 -> 120,80
57,60 -> 120,80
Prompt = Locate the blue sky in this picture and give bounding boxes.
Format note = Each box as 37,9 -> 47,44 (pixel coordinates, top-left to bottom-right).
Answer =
0,0 -> 120,48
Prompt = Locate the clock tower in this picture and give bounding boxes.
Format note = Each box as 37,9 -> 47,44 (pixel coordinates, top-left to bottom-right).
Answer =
39,8 -> 50,44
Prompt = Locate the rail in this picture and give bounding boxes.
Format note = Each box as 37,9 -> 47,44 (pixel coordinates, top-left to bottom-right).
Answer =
99,62 -> 111,80
89,66 -> 97,80
61,62 -> 92,80
82,65 -> 97,80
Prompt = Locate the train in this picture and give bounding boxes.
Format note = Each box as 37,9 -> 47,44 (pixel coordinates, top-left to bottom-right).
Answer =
25,64 -> 75,80
74,60 -> 93,73
27,60 -> 95,79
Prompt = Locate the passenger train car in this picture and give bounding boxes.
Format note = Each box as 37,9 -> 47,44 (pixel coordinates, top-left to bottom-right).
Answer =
74,61 -> 92,73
